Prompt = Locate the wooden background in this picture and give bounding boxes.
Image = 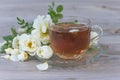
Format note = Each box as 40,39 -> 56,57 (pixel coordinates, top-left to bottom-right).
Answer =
0,0 -> 120,80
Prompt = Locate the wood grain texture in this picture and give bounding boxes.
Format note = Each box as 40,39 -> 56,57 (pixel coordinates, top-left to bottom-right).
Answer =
0,0 -> 120,80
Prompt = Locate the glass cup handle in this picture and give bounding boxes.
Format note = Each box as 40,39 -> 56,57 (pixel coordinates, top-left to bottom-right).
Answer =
91,25 -> 103,37
90,25 -> 103,46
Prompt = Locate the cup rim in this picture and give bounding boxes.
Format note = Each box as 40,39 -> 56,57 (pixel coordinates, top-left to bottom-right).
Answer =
57,16 -> 92,27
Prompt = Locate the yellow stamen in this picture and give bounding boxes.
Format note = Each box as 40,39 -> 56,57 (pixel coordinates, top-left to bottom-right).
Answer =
28,41 -> 32,49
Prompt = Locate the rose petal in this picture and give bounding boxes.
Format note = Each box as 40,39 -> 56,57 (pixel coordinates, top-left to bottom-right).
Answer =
12,36 -> 19,49
29,52 -> 36,56
10,55 -> 19,62
11,49 -> 20,55
1,55 -> 10,60
5,48 -> 13,54
36,62 -> 48,71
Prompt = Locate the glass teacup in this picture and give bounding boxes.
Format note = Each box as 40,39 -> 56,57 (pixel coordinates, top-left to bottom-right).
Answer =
49,17 -> 102,60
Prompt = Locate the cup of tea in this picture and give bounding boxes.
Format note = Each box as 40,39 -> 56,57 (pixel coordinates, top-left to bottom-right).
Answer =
49,17 -> 102,60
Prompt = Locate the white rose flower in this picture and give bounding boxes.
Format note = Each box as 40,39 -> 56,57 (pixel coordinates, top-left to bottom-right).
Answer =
32,15 -> 54,44
18,51 -> 29,61
3,48 -> 29,62
36,62 -> 48,71
36,45 -> 53,59
12,36 -> 19,49
5,48 -> 20,62
19,34 -> 40,55
90,31 -> 99,46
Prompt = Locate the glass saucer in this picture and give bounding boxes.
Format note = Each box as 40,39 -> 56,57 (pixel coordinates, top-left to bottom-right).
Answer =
35,44 -> 107,68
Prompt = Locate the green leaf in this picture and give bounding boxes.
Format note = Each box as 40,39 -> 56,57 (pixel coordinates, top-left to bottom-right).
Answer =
49,11 -> 56,18
56,5 -> 63,13
21,22 -> 28,28
21,26 -> 26,28
74,20 -> 78,23
52,1 -> 55,8
1,43 -> 9,52
17,17 -> 21,22
48,2 -> 64,24
11,28 -> 17,37
28,23 -> 33,29
17,20 -> 25,25
56,14 -> 63,19
17,17 -> 24,22
17,17 -> 25,25
48,5 -> 53,12
53,18 -> 58,24
26,27 -> 34,34
17,17 -> 34,34
18,22 -> 23,25
0,50 -> 5,53
3,35 -> 13,41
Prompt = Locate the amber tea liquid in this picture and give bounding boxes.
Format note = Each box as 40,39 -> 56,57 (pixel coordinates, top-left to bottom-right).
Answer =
49,23 -> 91,59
